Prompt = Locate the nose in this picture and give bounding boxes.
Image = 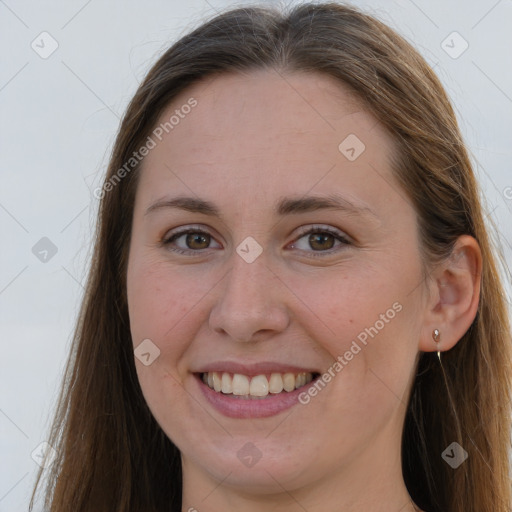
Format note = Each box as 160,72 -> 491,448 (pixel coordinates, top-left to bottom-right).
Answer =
208,249 -> 290,343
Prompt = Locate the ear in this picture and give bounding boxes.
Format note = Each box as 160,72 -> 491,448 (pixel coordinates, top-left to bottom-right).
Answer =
419,235 -> 482,354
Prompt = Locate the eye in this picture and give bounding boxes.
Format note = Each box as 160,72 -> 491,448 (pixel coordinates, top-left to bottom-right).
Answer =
162,226 -> 221,256
288,225 -> 351,257
162,224 -> 351,257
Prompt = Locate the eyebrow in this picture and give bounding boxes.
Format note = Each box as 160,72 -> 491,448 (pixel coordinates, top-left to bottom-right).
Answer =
144,193 -> 378,220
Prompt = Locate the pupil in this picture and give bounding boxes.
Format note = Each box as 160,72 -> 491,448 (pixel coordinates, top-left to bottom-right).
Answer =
188,233 -> 208,248
311,233 -> 333,250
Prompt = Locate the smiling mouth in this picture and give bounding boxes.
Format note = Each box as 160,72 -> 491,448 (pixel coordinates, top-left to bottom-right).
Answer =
199,371 -> 321,399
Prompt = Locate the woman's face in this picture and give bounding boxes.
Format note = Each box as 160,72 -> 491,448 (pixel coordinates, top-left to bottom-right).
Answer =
126,70 -> 428,497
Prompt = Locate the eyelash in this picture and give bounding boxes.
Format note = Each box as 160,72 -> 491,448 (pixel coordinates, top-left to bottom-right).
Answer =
162,225 -> 351,258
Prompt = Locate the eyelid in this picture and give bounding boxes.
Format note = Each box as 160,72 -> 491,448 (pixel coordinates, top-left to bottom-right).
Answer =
162,224 -> 213,240
293,224 -> 352,243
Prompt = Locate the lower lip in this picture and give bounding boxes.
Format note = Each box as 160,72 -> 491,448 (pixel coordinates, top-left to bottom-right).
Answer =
195,374 -> 312,419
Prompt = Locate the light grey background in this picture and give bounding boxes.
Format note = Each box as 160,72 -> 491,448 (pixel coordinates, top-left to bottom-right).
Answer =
1,0 -> 511,510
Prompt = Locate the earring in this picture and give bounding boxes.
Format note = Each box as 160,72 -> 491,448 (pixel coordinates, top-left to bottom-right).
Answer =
432,329 -> 441,362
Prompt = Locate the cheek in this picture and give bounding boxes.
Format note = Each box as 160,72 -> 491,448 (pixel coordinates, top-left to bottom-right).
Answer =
126,255 -> 218,390
302,268 -> 401,351
127,259 -> 202,436
127,257 -> 197,346
308,265 -> 418,399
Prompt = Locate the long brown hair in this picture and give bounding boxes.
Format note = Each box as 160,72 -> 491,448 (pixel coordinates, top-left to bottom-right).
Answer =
30,3 -> 512,511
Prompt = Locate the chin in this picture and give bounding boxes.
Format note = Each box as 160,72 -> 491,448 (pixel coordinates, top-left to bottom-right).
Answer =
183,440 -> 318,494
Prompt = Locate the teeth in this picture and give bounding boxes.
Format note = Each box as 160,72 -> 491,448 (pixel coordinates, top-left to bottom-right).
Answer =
232,374 -> 250,395
212,372 -> 222,392
202,371 -> 315,397
249,375 -> 269,397
294,372 -> 312,389
283,372 -> 295,392
269,373 -> 284,394
221,372 -> 232,394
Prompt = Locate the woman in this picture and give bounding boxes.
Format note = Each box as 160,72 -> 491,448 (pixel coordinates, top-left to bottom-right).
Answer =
30,2 -> 512,511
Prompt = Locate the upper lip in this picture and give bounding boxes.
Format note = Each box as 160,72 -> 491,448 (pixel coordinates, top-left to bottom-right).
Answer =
193,361 -> 320,377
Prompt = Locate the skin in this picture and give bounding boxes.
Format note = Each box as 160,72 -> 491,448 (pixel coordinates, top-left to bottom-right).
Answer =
126,69 -> 482,512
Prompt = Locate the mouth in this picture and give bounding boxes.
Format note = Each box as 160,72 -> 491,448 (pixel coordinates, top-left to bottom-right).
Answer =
193,370 -> 322,418
198,371 -> 321,399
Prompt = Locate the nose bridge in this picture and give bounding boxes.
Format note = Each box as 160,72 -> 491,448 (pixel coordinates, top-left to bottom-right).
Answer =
209,245 -> 289,342
228,247 -> 269,303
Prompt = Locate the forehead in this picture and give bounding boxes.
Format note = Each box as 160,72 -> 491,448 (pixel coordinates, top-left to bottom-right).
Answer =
151,68 -> 379,145
135,69 -> 400,219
